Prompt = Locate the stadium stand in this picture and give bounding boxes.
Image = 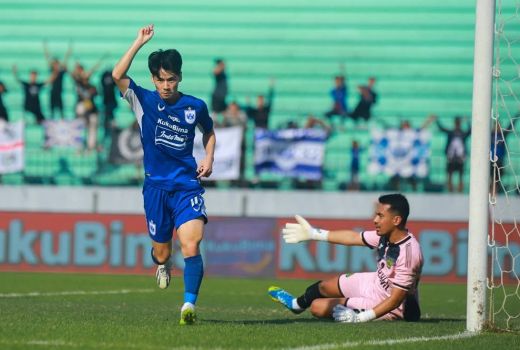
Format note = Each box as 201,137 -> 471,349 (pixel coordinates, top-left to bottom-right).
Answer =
0,0 -> 517,191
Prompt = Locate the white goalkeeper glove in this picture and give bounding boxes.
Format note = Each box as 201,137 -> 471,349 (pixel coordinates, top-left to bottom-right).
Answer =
282,215 -> 329,243
332,304 -> 376,323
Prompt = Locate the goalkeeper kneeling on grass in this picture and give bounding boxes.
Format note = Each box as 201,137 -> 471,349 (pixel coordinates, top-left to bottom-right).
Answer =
268,193 -> 423,323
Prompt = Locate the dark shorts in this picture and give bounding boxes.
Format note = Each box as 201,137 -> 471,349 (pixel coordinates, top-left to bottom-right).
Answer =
51,94 -> 63,110
447,158 -> 464,174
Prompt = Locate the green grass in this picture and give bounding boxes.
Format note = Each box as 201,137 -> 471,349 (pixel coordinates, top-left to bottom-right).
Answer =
0,272 -> 517,350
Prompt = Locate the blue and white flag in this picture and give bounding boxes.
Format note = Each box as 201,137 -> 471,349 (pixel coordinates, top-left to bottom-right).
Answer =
254,128 -> 327,180
43,119 -> 85,149
368,128 -> 431,178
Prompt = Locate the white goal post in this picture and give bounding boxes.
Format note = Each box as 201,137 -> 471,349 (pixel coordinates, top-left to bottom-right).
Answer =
466,0 -> 495,332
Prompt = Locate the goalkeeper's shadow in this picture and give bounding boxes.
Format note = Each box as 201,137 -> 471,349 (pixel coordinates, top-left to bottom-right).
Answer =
202,318 -> 321,325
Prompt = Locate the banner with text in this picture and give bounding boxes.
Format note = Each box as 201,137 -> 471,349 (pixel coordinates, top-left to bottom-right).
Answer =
0,213 -> 517,283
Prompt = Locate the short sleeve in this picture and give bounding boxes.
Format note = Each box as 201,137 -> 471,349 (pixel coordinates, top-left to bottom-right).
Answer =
390,240 -> 422,292
197,101 -> 213,134
361,230 -> 379,249
122,79 -> 147,109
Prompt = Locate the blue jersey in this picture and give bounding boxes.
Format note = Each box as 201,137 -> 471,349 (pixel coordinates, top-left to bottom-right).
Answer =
123,79 -> 213,191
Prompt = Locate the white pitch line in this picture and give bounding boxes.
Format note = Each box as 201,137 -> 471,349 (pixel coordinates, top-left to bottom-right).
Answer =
0,339 -> 179,350
0,288 -> 154,298
283,331 -> 477,350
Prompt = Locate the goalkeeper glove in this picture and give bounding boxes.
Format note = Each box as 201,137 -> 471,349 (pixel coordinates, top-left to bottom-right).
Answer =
282,215 -> 329,243
332,304 -> 376,323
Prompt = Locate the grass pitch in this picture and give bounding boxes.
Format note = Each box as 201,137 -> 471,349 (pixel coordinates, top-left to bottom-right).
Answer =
0,272 -> 518,349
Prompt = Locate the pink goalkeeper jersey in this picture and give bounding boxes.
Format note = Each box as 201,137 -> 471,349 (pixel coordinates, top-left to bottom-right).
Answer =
361,230 -> 423,299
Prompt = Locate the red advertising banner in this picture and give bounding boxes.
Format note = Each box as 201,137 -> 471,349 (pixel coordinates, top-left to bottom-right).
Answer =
0,212 -> 518,284
0,212 -> 152,275
0,213 -> 276,277
274,218 -> 519,284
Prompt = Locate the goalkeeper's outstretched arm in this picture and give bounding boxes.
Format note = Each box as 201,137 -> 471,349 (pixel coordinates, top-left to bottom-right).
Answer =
282,215 -> 365,246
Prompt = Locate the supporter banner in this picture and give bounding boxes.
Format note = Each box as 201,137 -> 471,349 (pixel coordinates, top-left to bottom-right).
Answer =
368,128 -> 431,178
43,119 -> 85,149
254,128 -> 327,180
0,213 -> 517,284
193,126 -> 243,180
0,121 -> 24,174
108,125 -> 144,164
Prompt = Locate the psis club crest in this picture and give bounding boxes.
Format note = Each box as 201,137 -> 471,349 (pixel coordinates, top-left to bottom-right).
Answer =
184,108 -> 196,124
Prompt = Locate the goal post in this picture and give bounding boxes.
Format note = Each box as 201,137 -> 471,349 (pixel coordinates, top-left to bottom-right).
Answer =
466,0 -> 495,333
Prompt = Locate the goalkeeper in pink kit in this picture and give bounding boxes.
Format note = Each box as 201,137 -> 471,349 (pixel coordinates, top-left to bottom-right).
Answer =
269,193 -> 423,323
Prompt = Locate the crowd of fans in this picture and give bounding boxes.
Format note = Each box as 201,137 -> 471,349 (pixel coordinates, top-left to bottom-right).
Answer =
0,50 -> 515,193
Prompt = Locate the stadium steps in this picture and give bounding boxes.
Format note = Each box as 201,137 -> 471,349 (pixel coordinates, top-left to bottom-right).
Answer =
0,0 -> 517,190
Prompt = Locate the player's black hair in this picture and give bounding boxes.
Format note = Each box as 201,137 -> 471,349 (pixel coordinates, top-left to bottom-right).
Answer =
378,193 -> 410,228
148,49 -> 182,77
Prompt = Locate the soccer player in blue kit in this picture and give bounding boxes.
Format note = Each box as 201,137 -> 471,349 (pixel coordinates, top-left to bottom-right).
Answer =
112,24 -> 216,325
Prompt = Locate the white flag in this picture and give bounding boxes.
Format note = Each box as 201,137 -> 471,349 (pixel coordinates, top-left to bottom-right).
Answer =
0,121 -> 24,174
193,126 -> 243,180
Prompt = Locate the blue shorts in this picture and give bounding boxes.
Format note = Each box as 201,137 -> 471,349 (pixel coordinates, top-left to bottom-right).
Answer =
143,184 -> 208,243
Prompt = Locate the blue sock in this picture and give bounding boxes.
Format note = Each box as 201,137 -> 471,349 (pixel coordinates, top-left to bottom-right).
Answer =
183,254 -> 204,305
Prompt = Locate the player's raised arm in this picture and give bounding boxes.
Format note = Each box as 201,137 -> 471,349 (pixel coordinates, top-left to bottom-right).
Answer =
112,24 -> 155,94
282,215 -> 364,246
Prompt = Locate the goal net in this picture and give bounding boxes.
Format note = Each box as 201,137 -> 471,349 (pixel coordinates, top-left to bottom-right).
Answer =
488,0 -> 520,331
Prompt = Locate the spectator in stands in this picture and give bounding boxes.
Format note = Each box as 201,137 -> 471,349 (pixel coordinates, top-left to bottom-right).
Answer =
245,79 -> 275,129
70,53 -> 107,94
324,67 -> 348,120
0,81 -> 8,121
221,101 -> 248,187
305,115 -> 332,135
349,140 -> 362,190
73,70 -> 99,152
434,115 -> 471,192
43,40 -> 73,119
221,101 -> 247,128
490,117 -> 518,193
350,77 -> 377,122
211,58 -> 228,118
388,115 -> 436,191
100,68 -> 119,138
71,56 -> 106,151
12,65 -> 55,124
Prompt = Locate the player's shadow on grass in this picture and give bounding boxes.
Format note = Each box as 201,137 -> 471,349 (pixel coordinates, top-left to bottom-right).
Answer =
204,318 -> 464,325
203,318 -> 320,325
